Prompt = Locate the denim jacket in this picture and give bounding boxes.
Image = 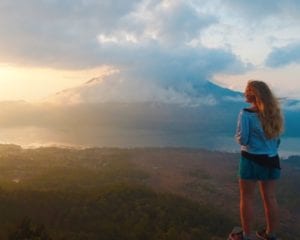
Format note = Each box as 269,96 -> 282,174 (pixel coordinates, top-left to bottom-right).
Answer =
235,108 -> 280,157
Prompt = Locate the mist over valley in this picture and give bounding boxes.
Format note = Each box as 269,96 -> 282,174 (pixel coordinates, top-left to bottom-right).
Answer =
0,77 -> 299,156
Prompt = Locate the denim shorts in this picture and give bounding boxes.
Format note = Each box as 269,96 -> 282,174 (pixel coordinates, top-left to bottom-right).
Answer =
238,156 -> 281,180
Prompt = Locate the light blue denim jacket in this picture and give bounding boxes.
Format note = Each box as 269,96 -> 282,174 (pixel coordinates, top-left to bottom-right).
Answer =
235,109 -> 280,157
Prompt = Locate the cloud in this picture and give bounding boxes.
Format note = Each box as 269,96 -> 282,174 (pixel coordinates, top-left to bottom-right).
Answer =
125,0 -> 217,45
0,0 -> 141,68
221,0 -> 300,20
47,73 -> 223,106
1,0 -> 300,70
45,46 -> 246,106
91,1 -> 246,91
100,44 -> 245,85
196,0 -> 300,67
0,0 -> 250,105
0,0 -> 244,72
265,43 -> 300,67
2,0 -> 300,102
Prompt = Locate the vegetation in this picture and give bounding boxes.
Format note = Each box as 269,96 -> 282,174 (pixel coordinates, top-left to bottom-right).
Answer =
9,217 -> 52,240
0,185 -> 234,240
0,144 -> 299,239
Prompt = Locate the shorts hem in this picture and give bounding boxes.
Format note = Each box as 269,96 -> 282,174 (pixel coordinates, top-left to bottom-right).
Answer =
238,156 -> 281,181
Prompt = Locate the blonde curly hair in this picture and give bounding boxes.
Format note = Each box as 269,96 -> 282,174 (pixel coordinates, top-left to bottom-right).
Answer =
246,80 -> 284,139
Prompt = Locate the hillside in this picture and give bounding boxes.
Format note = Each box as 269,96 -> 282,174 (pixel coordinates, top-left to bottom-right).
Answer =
0,145 -> 299,239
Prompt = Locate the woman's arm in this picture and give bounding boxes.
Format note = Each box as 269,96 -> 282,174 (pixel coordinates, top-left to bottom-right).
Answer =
235,110 -> 250,146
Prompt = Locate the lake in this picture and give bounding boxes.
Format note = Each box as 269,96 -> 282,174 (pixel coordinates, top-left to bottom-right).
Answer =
0,127 -> 299,157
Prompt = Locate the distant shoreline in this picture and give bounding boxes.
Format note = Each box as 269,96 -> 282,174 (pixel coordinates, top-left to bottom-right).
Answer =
1,142 -> 299,159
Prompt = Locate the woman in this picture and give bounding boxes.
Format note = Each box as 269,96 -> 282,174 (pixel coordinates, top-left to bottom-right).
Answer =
229,80 -> 283,240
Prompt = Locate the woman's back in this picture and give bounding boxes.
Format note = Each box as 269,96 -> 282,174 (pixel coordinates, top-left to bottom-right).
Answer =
236,108 -> 280,156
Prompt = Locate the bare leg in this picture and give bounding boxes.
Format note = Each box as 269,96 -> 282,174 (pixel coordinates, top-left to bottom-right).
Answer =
259,180 -> 279,235
239,179 -> 257,236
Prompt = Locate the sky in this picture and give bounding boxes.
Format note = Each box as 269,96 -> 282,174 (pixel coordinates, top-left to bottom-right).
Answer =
1,0 -> 300,102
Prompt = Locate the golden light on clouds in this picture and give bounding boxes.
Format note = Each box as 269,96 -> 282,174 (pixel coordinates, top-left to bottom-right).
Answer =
213,65 -> 300,100
0,64 -> 113,101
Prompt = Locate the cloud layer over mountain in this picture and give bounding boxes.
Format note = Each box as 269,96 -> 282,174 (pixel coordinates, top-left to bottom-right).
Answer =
1,0 -> 300,101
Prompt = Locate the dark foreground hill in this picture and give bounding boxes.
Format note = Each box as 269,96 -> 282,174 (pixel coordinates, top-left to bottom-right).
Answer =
1,185 -> 234,240
0,144 -> 299,239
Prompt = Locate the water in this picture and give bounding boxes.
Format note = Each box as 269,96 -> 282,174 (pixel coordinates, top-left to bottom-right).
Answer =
0,127 -> 299,157
206,136 -> 300,157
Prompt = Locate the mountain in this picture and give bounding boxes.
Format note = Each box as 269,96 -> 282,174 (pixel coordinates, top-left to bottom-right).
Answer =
46,75 -> 244,106
37,76 -> 244,148
0,76 -> 299,151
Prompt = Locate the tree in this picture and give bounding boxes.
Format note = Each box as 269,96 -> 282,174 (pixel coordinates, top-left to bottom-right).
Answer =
9,217 -> 52,240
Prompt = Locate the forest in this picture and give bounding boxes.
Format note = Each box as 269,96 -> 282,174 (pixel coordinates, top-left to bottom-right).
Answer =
0,144 -> 299,239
